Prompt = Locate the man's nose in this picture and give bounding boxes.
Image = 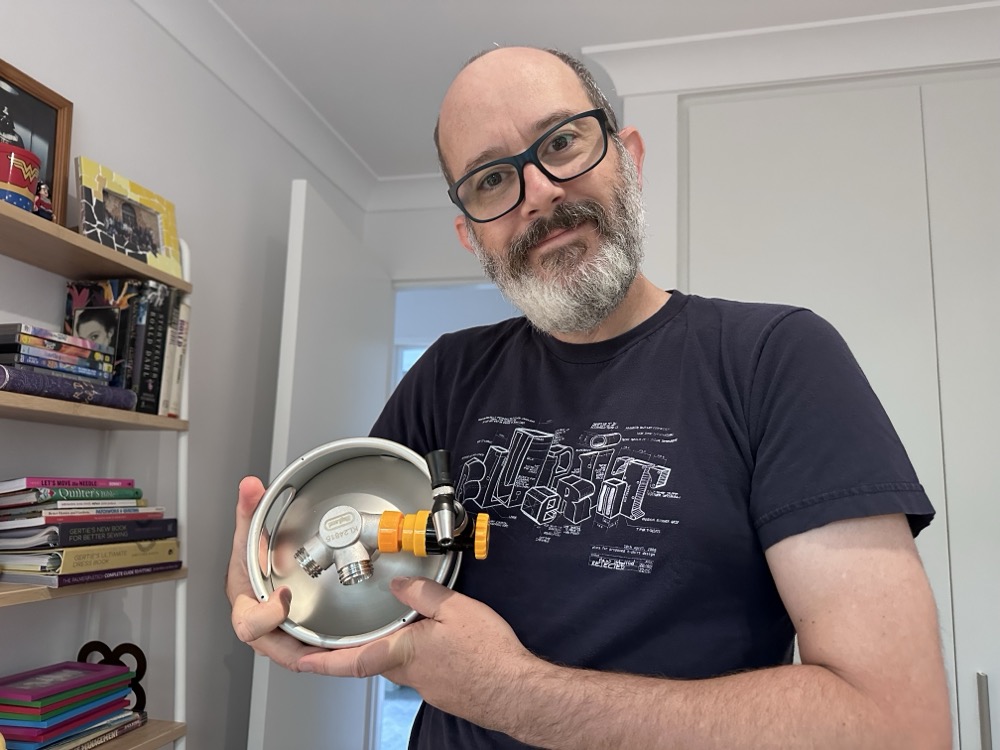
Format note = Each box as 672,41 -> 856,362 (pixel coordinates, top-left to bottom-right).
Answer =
518,163 -> 565,218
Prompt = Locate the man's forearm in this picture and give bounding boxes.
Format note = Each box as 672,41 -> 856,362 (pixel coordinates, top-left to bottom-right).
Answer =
489,660 -> 948,750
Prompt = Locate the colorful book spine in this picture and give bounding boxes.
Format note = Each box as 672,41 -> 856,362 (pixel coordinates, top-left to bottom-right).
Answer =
39,507 -> 165,521
0,336 -> 112,365
42,710 -> 148,750
0,508 -> 165,531
54,500 -> 147,509
0,364 -> 138,411
54,537 -> 179,574
0,559 -> 181,587
0,352 -> 111,382
34,487 -> 141,500
0,344 -> 112,373
0,324 -> 113,356
0,477 -> 134,492
63,279 -> 143,388
37,518 -> 177,548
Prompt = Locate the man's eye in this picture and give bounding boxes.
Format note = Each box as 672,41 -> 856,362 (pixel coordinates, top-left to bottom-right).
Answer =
476,170 -> 507,191
548,133 -> 576,152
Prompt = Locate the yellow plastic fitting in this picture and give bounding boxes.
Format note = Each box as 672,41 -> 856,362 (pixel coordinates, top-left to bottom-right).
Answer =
474,513 -> 490,560
378,510 -> 403,553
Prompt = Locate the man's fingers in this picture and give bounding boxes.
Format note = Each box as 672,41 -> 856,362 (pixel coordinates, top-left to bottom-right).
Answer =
389,576 -> 456,620
231,586 -> 290,643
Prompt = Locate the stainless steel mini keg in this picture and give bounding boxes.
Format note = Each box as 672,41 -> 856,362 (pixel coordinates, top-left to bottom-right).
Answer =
246,437 -> 489,649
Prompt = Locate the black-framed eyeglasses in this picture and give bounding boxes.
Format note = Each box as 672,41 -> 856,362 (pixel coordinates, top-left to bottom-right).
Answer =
447,108 -> 611,223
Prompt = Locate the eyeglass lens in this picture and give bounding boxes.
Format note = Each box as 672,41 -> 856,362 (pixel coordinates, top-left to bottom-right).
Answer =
456,113 -> 606,221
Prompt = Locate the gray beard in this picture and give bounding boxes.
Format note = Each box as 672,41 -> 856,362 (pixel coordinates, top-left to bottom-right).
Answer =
468,148 -> 646,335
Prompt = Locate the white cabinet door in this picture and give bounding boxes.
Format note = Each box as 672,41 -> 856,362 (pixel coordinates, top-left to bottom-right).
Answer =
683,82 -> 957,742
923,73 -> 1000,750
247,180 -> 394,750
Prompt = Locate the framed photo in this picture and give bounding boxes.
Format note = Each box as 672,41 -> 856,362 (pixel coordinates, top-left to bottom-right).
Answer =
0,58 -> 73,225
75,156 -> 183,279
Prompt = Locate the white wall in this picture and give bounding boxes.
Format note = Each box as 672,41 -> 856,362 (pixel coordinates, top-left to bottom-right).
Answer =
0,3 -> 370,748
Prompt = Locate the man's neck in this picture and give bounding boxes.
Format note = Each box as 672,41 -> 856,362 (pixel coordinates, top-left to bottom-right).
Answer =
548,275 -> 670,345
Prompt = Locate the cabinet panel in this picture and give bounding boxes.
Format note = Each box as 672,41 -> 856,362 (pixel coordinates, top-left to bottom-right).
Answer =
923,73 -> 1000,749
683,82 -> 956,736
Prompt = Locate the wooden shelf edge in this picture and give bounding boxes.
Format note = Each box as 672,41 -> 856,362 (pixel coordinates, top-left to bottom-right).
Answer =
0,568 -> 188,607
0,201 -> 191,293
0,392 -> 188,431
97,719 -> 186,750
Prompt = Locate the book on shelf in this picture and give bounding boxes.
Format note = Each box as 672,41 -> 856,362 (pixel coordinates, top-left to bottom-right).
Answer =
0,502 -> 149,521
0,345 -> 112,378
0,365 -> 138,412
0,477 -> 134,494
0,352 -> 111,383
0,487 -> 142,509
134,281 -> 171,415
0,698 -> 130,746
0,333 -> 113,366
64,280 -> 143,389
0,559 -> 181,588
166,294 -> 190,418
0,325 -> 113,359
0,518 -> 177,551
0,536 -> 178,575
23,710 -> 147,750
0,507 -> 166,532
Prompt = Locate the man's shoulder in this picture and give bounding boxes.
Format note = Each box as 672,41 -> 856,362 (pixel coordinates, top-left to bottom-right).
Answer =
681,292 -> 813,338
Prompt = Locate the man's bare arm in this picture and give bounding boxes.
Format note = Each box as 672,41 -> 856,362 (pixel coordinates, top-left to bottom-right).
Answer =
299,513 -> 951,749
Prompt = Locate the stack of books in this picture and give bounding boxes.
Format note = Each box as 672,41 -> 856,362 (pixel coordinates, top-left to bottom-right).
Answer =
0,661 -> 146,750
0,476 -> 179,588
63,279 -> 190,417
0,324 -> 136,411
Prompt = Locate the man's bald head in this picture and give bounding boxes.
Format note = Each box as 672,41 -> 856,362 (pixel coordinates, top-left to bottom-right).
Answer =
434,47 -> 618,184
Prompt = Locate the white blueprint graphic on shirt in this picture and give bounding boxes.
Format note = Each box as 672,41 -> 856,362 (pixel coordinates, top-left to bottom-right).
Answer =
457,418 -> 681,572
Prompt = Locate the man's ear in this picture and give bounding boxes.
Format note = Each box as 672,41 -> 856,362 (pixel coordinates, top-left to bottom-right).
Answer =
618,126 -> 646,189
455,215 -> 475,254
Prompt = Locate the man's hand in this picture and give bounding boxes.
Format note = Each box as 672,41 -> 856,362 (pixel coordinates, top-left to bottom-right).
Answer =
297,576 -> 539,727
226,476 -> 326,669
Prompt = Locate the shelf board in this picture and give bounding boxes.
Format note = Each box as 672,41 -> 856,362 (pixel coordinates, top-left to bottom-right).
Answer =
97,719 -> 186,750
0,392 -> 188,431
0,568 -> 187,607
0,201 -> 191,293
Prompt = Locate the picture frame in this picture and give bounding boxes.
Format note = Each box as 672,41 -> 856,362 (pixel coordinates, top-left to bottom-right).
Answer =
0,661 -> 130,704
75,156 -> 183,279
0,58 -> 73,225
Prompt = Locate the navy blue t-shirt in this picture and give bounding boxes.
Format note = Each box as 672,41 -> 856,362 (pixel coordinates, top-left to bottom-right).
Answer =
370,290 -> 933,750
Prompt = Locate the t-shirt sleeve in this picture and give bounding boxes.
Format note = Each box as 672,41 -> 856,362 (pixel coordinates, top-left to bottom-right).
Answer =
746,309 -> 934,549
368,339 -> 441,457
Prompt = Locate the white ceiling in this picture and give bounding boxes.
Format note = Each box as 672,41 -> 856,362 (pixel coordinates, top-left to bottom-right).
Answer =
209,0 -> 975,183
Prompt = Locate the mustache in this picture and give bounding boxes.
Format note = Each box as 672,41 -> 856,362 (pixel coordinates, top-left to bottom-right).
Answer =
507,200 -> 608,272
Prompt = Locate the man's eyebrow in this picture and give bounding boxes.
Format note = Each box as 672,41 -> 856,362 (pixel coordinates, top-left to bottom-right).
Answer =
459,109 -> 580,176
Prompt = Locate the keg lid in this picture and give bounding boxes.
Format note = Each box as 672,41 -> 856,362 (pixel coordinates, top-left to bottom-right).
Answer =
247,437 -> 460,648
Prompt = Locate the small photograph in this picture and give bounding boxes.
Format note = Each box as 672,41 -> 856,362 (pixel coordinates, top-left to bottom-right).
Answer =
72,306 -> 120,349
0,58 -> 73,224
75,156 -> 182,278
101,190 -> 164,262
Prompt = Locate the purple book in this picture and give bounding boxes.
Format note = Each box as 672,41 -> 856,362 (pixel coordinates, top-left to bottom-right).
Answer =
0,364 -> 137,411
0,662 -> 130,703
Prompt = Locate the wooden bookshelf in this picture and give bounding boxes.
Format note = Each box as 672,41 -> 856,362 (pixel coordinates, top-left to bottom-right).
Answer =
0,201 -> 192,293
0,567 -> 187,607
95,719 -> 186,750
0,199 -> 192,432
0,391 -> 188,431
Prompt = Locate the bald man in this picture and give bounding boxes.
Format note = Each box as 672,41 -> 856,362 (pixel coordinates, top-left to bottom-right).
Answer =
228,47 -> 950,749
